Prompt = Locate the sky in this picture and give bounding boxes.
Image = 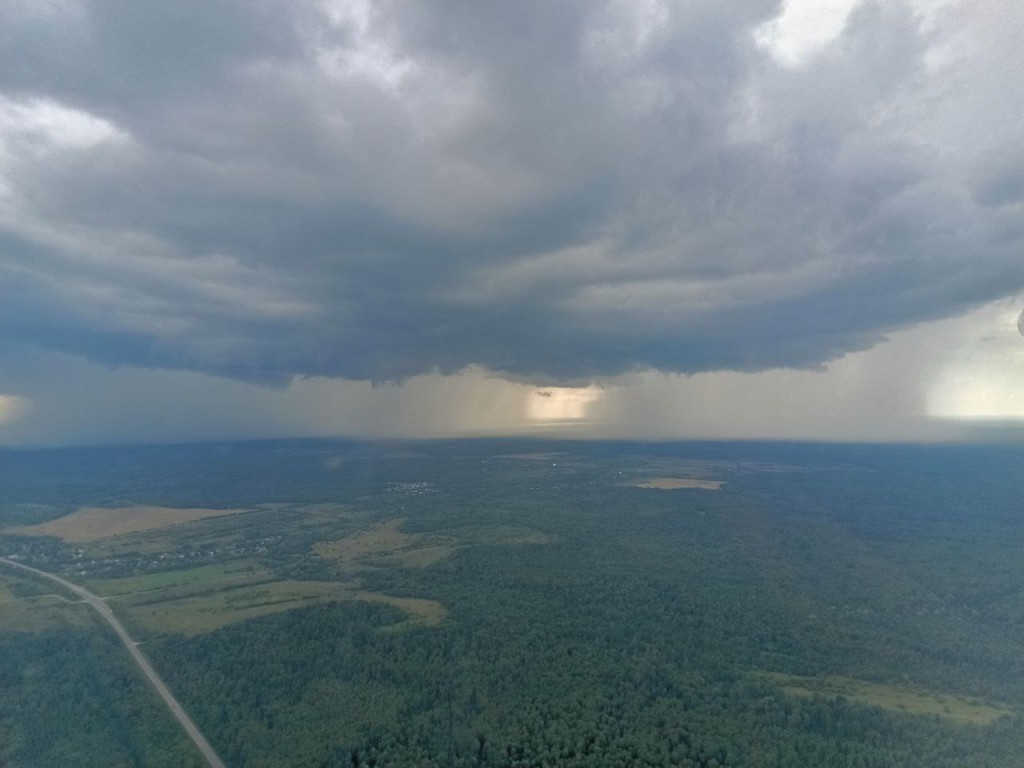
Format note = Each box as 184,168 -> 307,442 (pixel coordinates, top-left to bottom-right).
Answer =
1,0 -> 1023,446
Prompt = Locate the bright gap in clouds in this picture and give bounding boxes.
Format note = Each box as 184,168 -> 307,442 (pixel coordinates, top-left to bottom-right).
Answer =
754,0 -> 858,65
755,0 -> 964,67
0,95 -> 126,150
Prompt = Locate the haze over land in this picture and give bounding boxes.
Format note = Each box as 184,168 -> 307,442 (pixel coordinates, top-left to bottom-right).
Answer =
4,439 -> 1024,766
1,0 -> 1023,445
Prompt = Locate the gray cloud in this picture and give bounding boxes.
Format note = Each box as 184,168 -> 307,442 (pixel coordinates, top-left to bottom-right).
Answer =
1,0 -> 1023,386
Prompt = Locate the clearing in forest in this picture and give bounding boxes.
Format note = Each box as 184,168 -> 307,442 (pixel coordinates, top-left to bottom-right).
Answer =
314,520 -> 554,569
7,505 -> 250,542
759,672 -> 1013,725
314,519 -> 456,568
631,477 -> 723,490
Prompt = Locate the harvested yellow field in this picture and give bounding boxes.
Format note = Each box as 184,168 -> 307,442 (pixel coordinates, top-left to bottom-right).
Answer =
7,505 -> 250,542
632,477 -> 723,490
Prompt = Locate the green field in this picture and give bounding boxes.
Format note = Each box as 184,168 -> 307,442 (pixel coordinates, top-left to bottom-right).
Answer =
121,579 -> 446,635
85,559 -> 268,597
0,572 -> 93,632
758,672 -> 1013,725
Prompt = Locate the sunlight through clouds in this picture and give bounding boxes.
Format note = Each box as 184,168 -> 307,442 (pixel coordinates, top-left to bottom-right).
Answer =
527,387 -> 604,423
926,304 -> 1024,422
0,96 -> 126,150
0,394 -> 31,426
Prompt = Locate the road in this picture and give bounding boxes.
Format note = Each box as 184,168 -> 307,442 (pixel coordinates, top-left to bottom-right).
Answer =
0,557 -> 226,768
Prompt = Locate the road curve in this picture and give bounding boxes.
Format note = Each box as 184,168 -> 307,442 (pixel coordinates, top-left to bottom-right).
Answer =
0,557 -> 226,768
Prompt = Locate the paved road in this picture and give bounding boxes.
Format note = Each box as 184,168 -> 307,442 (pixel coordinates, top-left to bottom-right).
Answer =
0,557 -> 226,768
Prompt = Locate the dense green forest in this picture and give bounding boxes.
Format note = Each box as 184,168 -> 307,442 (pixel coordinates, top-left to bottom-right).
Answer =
3,439 -> 1024,766
0,627 -> 202,767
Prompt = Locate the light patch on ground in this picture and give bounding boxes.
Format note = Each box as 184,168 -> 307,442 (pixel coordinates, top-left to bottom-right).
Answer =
7,505 -> 251,542
760,672 -> 1013,726
122,580 -> 446,635
631,477 -> 723,490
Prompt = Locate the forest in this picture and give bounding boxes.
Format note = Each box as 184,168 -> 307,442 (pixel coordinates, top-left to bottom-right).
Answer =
2,439 -> 1024,767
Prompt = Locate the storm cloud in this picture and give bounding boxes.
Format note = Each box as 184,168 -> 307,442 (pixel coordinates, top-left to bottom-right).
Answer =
1,0 -> 1022,385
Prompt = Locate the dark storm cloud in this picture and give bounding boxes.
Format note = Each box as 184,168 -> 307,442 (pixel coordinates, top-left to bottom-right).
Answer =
1,0 -> 1022,384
